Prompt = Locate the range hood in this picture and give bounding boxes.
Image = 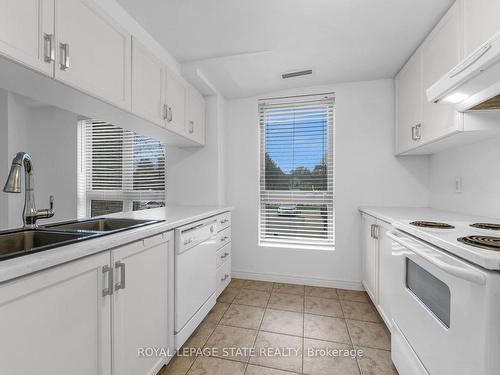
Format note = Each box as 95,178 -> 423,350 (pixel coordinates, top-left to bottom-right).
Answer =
427,30 -> 500,112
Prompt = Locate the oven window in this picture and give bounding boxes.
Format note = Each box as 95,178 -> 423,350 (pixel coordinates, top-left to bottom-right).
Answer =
406,259 -> 451,328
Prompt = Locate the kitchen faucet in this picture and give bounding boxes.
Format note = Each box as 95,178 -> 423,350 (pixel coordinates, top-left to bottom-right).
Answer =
3,152 -> 55,228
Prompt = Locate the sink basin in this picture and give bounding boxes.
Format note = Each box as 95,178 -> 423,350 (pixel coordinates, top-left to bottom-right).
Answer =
44,218 -> 161,233
0,230 -> 91,261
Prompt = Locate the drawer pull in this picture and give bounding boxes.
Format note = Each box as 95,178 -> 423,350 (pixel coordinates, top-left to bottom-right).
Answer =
221,252 -> 229,259
221,274 -> 229,282
183,238 -> 192,246
220,236 -> 229,242
220,219 -> 229,224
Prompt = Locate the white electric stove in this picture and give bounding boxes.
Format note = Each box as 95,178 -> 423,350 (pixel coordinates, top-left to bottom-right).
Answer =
388,218 -> 500,375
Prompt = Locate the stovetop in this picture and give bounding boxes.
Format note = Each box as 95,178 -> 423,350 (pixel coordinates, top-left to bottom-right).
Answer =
394,219 -> 500,270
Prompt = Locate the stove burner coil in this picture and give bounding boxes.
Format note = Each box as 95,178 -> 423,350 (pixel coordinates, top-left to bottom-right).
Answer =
470,223 -> 500,231
458,235 -> 500,251
410,221 -> 455,229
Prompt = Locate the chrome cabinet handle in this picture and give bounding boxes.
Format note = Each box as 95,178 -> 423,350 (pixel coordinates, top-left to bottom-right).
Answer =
188,120 -> 194,134
162,104 -> 168,120
373,225 -> 379,240
411,124 -> 421,141
102,265 -> 113,296
115,261 -> 126,291
166,106 -> 173,122
59,43 -> 69,70
370,224 -> 374,238
221,274 -> 229,282
43,33 -> 54,63
221,252 -> 229,259
415,124 -> 422,140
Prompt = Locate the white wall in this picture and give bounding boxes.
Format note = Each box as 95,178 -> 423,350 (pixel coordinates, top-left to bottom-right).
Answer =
167,94 -> 226,206
225,79 -> 429,288
429,135 -> 500,219
0,92 -> 79,229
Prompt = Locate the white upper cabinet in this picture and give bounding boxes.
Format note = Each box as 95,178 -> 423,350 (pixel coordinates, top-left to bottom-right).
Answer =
131,37 -> 165,126
186,85 -> 206,145
395,49 -> 422,154
421,1 -> 463,143
55,0 -> 131,110
0,0 -> 55,76
165,69 -> 188,136
463,0 -> 500,56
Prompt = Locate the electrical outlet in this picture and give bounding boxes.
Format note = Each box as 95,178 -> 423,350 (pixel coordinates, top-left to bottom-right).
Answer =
455,177 -> 462,193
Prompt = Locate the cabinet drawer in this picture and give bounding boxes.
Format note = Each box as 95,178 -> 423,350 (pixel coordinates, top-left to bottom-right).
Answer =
216,243 -> 231,269
216,212 -> 231,232
216,257 -> 231,296
216,227 -> 231,249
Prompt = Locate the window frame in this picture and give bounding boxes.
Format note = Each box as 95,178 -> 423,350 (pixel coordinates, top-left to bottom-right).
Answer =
77,120 -> 166,218
257,93 -> 335,250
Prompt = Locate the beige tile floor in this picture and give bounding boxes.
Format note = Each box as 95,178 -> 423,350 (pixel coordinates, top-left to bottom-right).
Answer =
158,279 -> 397,375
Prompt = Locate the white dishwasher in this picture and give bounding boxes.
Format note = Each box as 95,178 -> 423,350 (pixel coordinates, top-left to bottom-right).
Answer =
174,217 -> 217,350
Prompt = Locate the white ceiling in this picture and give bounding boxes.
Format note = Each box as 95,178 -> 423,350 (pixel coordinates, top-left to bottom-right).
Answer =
117,0 -> 454,99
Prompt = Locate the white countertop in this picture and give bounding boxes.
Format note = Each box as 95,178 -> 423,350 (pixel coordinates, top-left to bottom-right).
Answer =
359,206 -> 500,270
359,206 -> 495,224
0,205 -> 232,283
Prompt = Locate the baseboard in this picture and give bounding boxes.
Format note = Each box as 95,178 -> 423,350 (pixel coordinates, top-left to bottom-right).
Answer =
232,270 -> 364,291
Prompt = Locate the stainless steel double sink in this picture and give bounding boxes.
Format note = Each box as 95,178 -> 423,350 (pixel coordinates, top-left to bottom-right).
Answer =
0,218 -> 163,261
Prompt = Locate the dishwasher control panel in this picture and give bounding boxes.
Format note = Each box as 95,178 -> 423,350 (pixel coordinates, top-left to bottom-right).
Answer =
175,218 -> 216,254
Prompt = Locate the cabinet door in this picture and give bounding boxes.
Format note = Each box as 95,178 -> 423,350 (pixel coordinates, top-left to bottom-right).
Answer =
0,252 -> 111,375
361,213 -> 378,303
463,0 -> 500,56
55,0 -> 131,110
112,232 -> 172,375
377,220 -> 393,330
131,38 -> 165,126
186,86 -> 206,144
0,0 -> 54,75
165,69 -> 187,135
395,49 -> 422,154
422,1 -> 463,143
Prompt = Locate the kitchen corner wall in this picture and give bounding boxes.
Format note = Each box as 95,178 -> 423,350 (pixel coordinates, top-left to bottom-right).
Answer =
0,90 -> 79,229
224,79 -> 430,287
167,94 -> 226,206
429,135 -> 500,218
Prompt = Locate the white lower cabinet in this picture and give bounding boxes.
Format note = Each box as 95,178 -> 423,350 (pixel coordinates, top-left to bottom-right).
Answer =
112,232 -> 172,375
0,231 -> 173,375
361,213 -> 379,303
361,213 -> 392,330
0,251 -> 112,375
216,212 -> 232,296
376,220 -> 393,329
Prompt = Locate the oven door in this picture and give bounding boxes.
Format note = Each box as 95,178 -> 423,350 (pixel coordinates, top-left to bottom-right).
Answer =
388,230 -> 489,375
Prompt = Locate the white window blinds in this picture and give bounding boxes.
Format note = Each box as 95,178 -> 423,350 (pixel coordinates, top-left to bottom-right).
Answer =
78,120 -> 166,217
259,94 -> 335,248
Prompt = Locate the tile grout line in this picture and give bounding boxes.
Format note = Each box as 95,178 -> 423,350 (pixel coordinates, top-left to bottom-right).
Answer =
340,301 -> 363,375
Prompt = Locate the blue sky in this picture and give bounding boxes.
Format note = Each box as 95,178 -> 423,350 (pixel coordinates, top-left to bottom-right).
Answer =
265,106 -> 328,173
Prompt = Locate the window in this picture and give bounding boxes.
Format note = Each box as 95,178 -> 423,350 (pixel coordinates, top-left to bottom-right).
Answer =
78,120 -> 166,217
259,93 -> 335,249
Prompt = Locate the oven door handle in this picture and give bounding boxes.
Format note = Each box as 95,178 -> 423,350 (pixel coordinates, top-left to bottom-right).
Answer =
387,231 -> 486,286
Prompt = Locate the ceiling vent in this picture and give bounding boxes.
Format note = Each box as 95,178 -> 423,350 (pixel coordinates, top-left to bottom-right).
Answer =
281,69 -> 313,79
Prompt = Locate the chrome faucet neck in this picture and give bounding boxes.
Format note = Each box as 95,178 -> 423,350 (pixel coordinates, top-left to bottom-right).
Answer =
3,152 -> 55,228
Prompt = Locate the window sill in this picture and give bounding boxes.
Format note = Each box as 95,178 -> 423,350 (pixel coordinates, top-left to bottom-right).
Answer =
259,241 -> 335,252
